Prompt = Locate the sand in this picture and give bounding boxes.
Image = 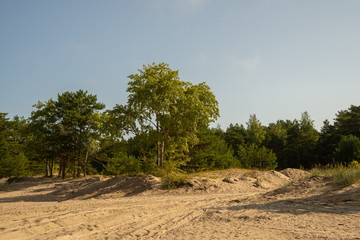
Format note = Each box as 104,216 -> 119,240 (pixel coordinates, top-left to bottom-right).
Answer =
0,169 -> 359,239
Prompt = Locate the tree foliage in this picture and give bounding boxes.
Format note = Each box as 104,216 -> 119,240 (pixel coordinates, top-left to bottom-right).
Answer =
246,114 -> 266,146
0,113 -> 29,178
109,62 -> 219,169
334,135 -> 360,164
29,90 -> 105,178
238,144 -> 277,170
334,105 -> 360,138
5,63 -> 360,178
187,128 -> 236,171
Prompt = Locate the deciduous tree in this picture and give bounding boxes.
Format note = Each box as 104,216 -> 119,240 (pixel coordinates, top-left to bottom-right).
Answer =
110,62 -> 219,168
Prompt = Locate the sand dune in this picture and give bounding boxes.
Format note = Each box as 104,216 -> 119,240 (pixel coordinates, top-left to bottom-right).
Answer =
0,169 -> 359,239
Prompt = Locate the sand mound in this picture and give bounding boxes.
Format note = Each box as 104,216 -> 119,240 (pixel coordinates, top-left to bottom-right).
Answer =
268,175 -> 333,198
0,170 -> 295,201
63,174 -> 162,200
172,170 -> 291,194
280,168 -> 309,180
255,170 -> 290,189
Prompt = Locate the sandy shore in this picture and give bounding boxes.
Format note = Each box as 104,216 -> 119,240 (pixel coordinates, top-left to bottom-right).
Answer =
0,169 -> 359,239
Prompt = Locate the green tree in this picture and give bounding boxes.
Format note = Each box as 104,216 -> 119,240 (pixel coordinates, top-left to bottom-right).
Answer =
317,119 -> 338,165
298,112 -> 319,168
334,135 -> 360,164
29,99 -> 59,177
334,105 -> 360,138
110,62 -> 219,169
55,90 -> 105,177
246,114 -> 266,146
0,113 -> 29,178
30,90 -> 105,178
104,152 -> 141,176
264,120 -> 288,169
224,123 -> 246,157
238,143 -> 277,170
282,112 -> 319,169
187,128 -> 236,171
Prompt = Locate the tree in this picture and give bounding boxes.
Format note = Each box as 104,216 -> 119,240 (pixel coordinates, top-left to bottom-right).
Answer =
105,152 -> 141,176
224,123 -> 246,157
334,135 -> 360,164
0,113 -> 29,178
317,119 -> 338,165
298,112 -> 319,168
246,114 -> 266,146
30,90 -> 105,178
334,105 -> 360,139
282,112 -> 319,169
110,62 -> 219,168
55,90 -> 105,177
238,143 -> 277,170
29,99 -> 59,177
187,128 -> 236,171
264,120 -> 288,169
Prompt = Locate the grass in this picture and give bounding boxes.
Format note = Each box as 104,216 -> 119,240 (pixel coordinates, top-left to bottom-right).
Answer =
309,164 -> 360,186
160,173 -> 191,189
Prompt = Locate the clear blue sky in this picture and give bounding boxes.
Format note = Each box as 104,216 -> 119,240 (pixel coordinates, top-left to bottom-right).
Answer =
1,0 -> 360,130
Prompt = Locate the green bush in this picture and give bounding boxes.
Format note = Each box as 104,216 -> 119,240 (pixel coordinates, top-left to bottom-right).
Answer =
187,128 -> 237,171
157,159 -> 190,189
104,152 -> 141,176
0,152 -> 29,178
238,144 -> 277,170
334,135 -> 360,164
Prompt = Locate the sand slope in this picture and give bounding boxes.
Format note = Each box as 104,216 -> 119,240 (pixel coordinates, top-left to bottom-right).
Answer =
0,169 -> 359,239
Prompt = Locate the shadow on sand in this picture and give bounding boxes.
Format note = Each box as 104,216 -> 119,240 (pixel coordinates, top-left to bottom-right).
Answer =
0,175 -> 161,203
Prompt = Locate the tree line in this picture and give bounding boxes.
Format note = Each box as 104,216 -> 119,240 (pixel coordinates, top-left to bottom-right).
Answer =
1,62 -> 360,178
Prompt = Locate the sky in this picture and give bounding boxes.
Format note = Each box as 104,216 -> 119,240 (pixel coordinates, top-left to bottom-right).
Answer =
1,0 -> 360,130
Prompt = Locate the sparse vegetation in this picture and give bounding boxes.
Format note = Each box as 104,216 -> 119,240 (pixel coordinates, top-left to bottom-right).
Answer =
310,163 -> 360,186
159,171 -> 190,189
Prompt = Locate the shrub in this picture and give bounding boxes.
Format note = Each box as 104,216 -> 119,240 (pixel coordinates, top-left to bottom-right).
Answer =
0,152 -> 29,178
238,144 -> 278,170
104,152 -> 141,176
349,160 -> 360,169
158,159 -> 190,189
334,135 -> 360,164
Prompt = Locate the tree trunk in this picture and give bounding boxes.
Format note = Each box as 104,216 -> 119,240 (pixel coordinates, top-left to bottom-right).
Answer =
60,158 -> 66,179
58,157 -> 63,178
83,150 -> 88,177
62,161 -> 66,179
77,149 -> 82,177
58,154 -> 66,179
157,141 -> 161,167
160,141 -> 165,167
50,159 -> 54,177
156,120 -> 161,167
45,159 -> 49,177
58,162 -> 62,178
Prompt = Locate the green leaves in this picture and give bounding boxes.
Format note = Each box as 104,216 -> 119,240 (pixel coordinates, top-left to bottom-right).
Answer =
246,114 -> 266,146
238,144 -> 277,170
187,128 -> 236,171
112,62 -> 220,168
334,135 -> 360,164
29,90 -> 105,178
0,113 -> 30,178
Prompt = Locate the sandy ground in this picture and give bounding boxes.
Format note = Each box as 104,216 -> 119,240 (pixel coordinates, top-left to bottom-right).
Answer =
0,169 -> 360,240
